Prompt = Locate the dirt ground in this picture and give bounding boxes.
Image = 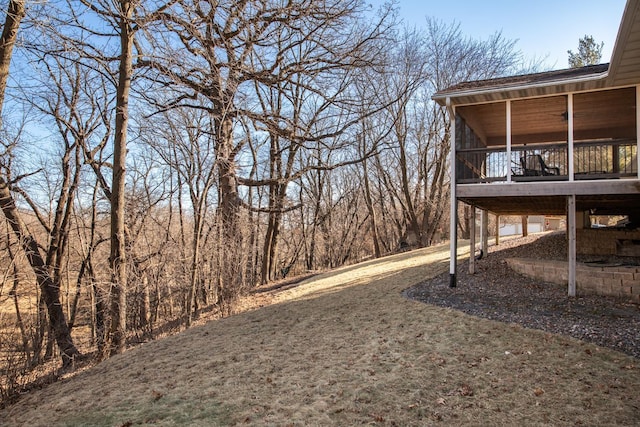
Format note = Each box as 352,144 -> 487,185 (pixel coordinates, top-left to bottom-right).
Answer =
406,232 -> 640,358
2,241 -> 640,426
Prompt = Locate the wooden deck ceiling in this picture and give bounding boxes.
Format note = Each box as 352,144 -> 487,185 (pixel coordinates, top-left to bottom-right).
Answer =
456,86 -> 636,146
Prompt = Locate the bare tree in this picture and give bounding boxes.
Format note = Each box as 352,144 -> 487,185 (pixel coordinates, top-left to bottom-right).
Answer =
107,0 -> 133,355
142,106 -> 219,326
138,0 -> 395,286
366,20 -> 526,250
0,170 -> 81,368
57,0 -> 177,355
123,154 -> 173,334
381,28 -> 430,246
424,18 -> 528,242
0,0 -> 23,116
0,0 -> 81,368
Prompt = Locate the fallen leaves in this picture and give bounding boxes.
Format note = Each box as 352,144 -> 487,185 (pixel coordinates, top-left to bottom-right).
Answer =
370,413 -> 385,422
458,383 -> 474,396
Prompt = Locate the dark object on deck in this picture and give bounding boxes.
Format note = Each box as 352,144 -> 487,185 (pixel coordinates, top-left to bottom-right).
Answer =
521,154 -> 560,176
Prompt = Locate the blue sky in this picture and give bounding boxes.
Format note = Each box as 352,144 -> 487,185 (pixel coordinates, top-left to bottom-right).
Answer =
369,0 -> 627,69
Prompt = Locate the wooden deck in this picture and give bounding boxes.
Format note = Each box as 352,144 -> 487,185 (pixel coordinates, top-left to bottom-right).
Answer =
457,178 -> 640,215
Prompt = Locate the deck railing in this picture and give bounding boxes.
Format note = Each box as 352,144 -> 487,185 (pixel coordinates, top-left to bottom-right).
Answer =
456,139 -> 638,183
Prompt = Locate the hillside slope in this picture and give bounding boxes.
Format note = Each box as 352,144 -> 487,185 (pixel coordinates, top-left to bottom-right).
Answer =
2,242 -> 640,426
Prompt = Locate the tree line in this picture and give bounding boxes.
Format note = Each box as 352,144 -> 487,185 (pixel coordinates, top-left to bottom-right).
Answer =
0,0 -> 527,396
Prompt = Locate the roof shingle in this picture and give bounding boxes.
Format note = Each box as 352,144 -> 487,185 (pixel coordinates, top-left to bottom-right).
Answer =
434,63 -> 609,97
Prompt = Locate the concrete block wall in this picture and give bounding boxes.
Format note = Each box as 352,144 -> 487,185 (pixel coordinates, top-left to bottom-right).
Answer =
577,229 -> 640,256
506,258 -> 640,302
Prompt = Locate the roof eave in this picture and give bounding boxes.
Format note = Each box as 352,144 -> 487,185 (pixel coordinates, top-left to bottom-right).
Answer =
432,70 -> 610,107
607,0 -> 640,86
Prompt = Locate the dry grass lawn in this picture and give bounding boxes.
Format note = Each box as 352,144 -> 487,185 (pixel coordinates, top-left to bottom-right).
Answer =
2,242 -> 640,426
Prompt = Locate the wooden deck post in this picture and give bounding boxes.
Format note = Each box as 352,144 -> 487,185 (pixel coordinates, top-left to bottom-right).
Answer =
469,206 -> 477,274
637,86 -> 640,179
481,209 -> 489,255
568,195 -> 576,296
495,214 -> 500,246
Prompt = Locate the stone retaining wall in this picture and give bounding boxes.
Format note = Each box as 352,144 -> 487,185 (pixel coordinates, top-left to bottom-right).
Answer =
506,257 -> 640,302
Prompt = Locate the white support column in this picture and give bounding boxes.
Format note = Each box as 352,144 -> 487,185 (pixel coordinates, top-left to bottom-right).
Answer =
568,93 -> 575,181
450,198 -> 458,288
568,194 -> 576,297
506,100 -> 512,183
448,98 -> 457,288
469,206 -> 477,274
637,86 -> 639,179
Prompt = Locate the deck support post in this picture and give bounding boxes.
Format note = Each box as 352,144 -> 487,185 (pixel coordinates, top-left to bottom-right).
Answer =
481,209 -> 489,255
568,194 -> 577,297
636,85 -> 639,179
495,214 -> 500,246
448,97 -> 457,288
449,199 -> 458,287
469,206 -> 476,274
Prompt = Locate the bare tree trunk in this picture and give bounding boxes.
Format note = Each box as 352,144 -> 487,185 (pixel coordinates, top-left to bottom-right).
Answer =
186,217 -> 203,327
521,215 -> 528,237
81,181 -> 105,350
0,179 -> 80,367
216,115 -> 244,311
420,125 -> 450,247
8,241 -> 30,359
362,156 -> 381,258
261,133 -> 282,284
261,212 -> 280,284
0,0 -> 24,116
217,116 -> 241,231
108,0 -> 134,356
458,205 -> 471,240
11,272 -> 29,356
0,1 -> 81,368
93,282 -> 108,353
67,258 -> 85,330
397,122 -> 422,245
141,273 -> 151,330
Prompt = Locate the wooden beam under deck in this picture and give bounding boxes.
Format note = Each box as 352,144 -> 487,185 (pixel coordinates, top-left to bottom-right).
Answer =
457,179 -> 640,216
568,195 -> 577,297
457,179 -> 640,198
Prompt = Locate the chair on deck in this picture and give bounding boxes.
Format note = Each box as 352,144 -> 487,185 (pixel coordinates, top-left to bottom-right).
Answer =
521,154 -> 560,176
